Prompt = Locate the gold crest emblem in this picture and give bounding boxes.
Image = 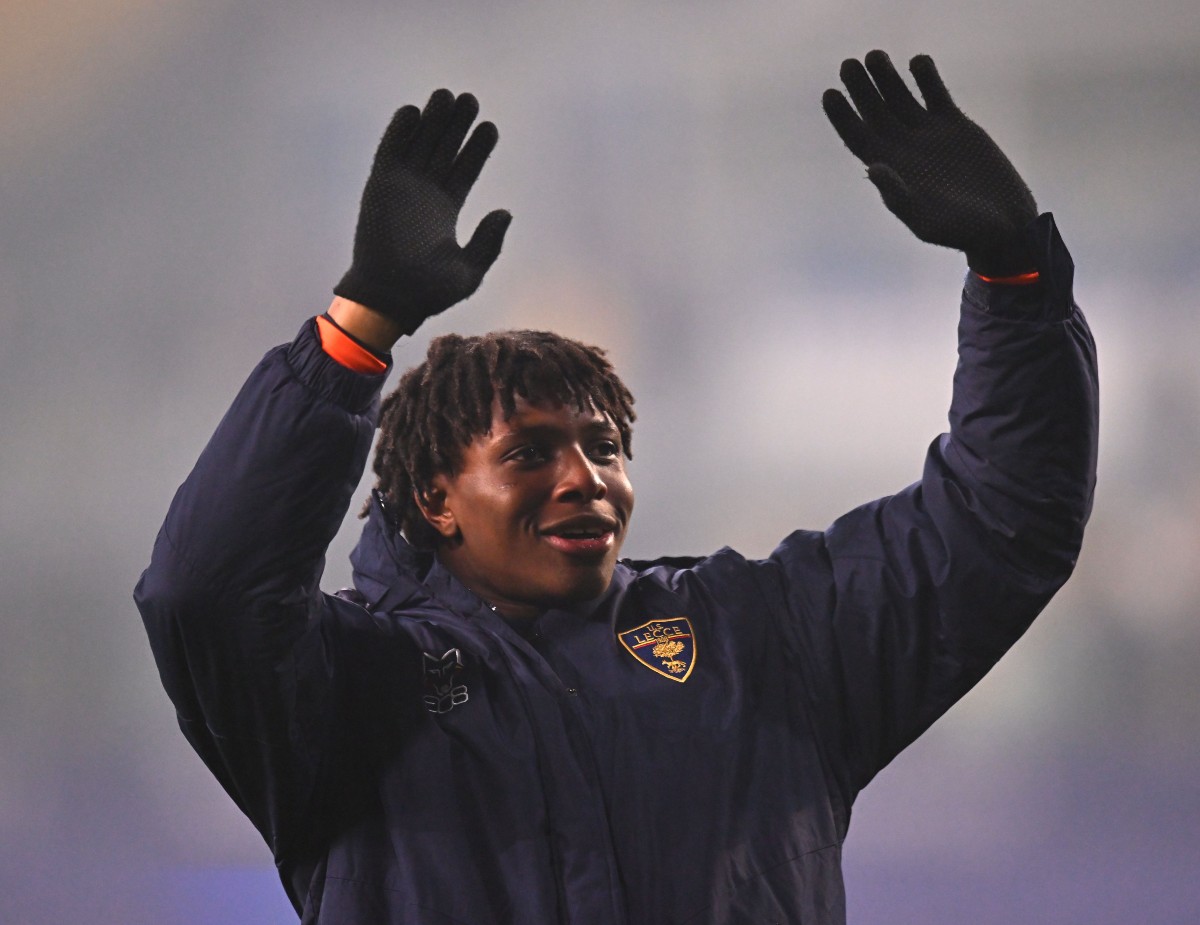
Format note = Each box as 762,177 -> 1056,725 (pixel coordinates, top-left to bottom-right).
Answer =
618,618 -> 696,682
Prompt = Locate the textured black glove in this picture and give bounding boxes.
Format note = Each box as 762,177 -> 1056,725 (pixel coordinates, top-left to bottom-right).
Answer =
823,51 -> 1038,276
334,89 -> 512,333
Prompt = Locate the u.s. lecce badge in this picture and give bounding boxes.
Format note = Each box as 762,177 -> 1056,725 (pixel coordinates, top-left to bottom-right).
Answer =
618,617 -> 696,682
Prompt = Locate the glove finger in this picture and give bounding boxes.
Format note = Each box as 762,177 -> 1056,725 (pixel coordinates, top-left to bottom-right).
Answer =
866,163 -> 917,225
839,57 -> 898,132
407,88 -> 457,168
863,49 -> 926,126
445,120 -> 500,205
822,88 -> 880,163
462,209 -> 512,271
429,93 -> 480,182
373,104 -> 422,162
909,55 -> 959,115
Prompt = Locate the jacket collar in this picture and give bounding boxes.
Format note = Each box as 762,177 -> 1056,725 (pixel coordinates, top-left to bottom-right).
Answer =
349,491 -> 436,614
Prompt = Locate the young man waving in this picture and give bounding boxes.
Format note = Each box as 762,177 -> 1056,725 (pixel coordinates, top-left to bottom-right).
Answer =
136,51 -> 1097,924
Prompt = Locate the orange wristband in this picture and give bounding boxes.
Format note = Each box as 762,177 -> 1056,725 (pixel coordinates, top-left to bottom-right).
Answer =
315,314 -> 388,373
975,270 -> 1040,286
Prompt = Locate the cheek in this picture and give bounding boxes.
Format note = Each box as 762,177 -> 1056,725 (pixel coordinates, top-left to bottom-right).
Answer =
610,472 -> 634,514
491,482 -> 548,532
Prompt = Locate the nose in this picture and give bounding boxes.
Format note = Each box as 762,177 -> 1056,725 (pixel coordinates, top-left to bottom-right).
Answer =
554,446 -> 606,502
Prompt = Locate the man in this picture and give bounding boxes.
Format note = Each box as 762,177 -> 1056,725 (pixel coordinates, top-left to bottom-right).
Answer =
136,51 -> 1097,924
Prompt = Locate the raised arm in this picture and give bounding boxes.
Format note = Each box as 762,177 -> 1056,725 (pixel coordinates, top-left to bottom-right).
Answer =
134,90 -> 508,867
754,53 -> 1098,799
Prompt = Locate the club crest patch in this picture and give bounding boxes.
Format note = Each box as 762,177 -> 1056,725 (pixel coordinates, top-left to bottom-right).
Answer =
618,618 -> 696,682
421,648 -> 469,714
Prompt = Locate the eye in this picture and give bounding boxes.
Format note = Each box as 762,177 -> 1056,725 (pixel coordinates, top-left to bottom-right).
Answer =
590,439 -> 621,462
507,444 -> 548,465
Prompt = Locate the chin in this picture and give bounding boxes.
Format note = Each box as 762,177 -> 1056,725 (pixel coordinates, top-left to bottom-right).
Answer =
554,567 -> 616,606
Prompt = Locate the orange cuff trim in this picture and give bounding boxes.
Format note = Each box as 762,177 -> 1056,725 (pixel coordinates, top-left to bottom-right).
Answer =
316,314 -> 388,374
976,270 -> 1040,286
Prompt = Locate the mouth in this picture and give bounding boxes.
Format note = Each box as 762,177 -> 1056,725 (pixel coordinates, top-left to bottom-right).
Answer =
540,517 -> 619,558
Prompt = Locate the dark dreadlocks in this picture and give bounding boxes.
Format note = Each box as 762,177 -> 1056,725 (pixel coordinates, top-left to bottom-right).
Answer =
370,329 -> 636,548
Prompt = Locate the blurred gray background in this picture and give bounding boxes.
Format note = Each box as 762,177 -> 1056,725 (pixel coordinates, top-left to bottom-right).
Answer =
3,1 -> 1199,922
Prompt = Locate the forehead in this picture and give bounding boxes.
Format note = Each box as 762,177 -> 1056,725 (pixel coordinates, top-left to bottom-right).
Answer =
487,394 -> 613,435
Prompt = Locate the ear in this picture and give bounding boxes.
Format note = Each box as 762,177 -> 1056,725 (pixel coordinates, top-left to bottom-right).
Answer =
413,477 -> 460,543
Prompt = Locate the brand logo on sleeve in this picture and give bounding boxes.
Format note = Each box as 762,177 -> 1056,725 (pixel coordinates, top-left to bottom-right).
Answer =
421,648 -> 469,714
618,618 -> 696,682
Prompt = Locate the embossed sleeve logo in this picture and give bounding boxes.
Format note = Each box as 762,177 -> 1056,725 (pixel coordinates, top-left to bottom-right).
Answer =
617,618 -> 696,682
421,648 -> 469,714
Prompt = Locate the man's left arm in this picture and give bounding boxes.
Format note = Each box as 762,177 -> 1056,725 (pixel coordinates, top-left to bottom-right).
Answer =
760,52 -> 1098,798
810,219 -> 1096,797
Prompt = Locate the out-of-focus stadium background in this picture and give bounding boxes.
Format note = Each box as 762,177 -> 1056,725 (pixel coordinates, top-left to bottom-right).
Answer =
3,1 -> 1198,922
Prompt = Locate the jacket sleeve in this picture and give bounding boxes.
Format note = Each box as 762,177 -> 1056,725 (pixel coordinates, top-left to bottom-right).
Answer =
133,319 -> 392,864
757,214 -> 1098,803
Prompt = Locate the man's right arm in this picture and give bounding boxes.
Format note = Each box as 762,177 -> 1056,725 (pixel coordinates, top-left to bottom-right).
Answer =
134,88 -> 510,862
134,318 -> 388,861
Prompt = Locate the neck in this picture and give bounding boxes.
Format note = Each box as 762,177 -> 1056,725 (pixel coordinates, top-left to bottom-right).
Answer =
434,549 -> 545,624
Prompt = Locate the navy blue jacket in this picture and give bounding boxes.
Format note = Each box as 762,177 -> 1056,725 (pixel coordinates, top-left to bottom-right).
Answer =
136,216 -> 1097,924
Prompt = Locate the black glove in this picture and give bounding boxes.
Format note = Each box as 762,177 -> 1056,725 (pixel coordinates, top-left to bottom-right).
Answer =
334,89 -> 512,333
823,51 -> 1038,276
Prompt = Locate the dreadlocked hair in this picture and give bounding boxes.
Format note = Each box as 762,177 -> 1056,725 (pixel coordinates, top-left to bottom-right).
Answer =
369,329 -> 636,549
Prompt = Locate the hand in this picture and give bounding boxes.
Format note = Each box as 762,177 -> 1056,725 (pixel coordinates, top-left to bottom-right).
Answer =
334,90 -> 512,334
823,51 -> 1038,275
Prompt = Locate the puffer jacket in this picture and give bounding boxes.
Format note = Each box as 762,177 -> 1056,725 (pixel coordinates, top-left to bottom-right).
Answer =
135,214 -> 1097,924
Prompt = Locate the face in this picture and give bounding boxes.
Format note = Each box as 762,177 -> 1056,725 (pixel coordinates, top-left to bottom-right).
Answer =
420,396 -> 634,621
